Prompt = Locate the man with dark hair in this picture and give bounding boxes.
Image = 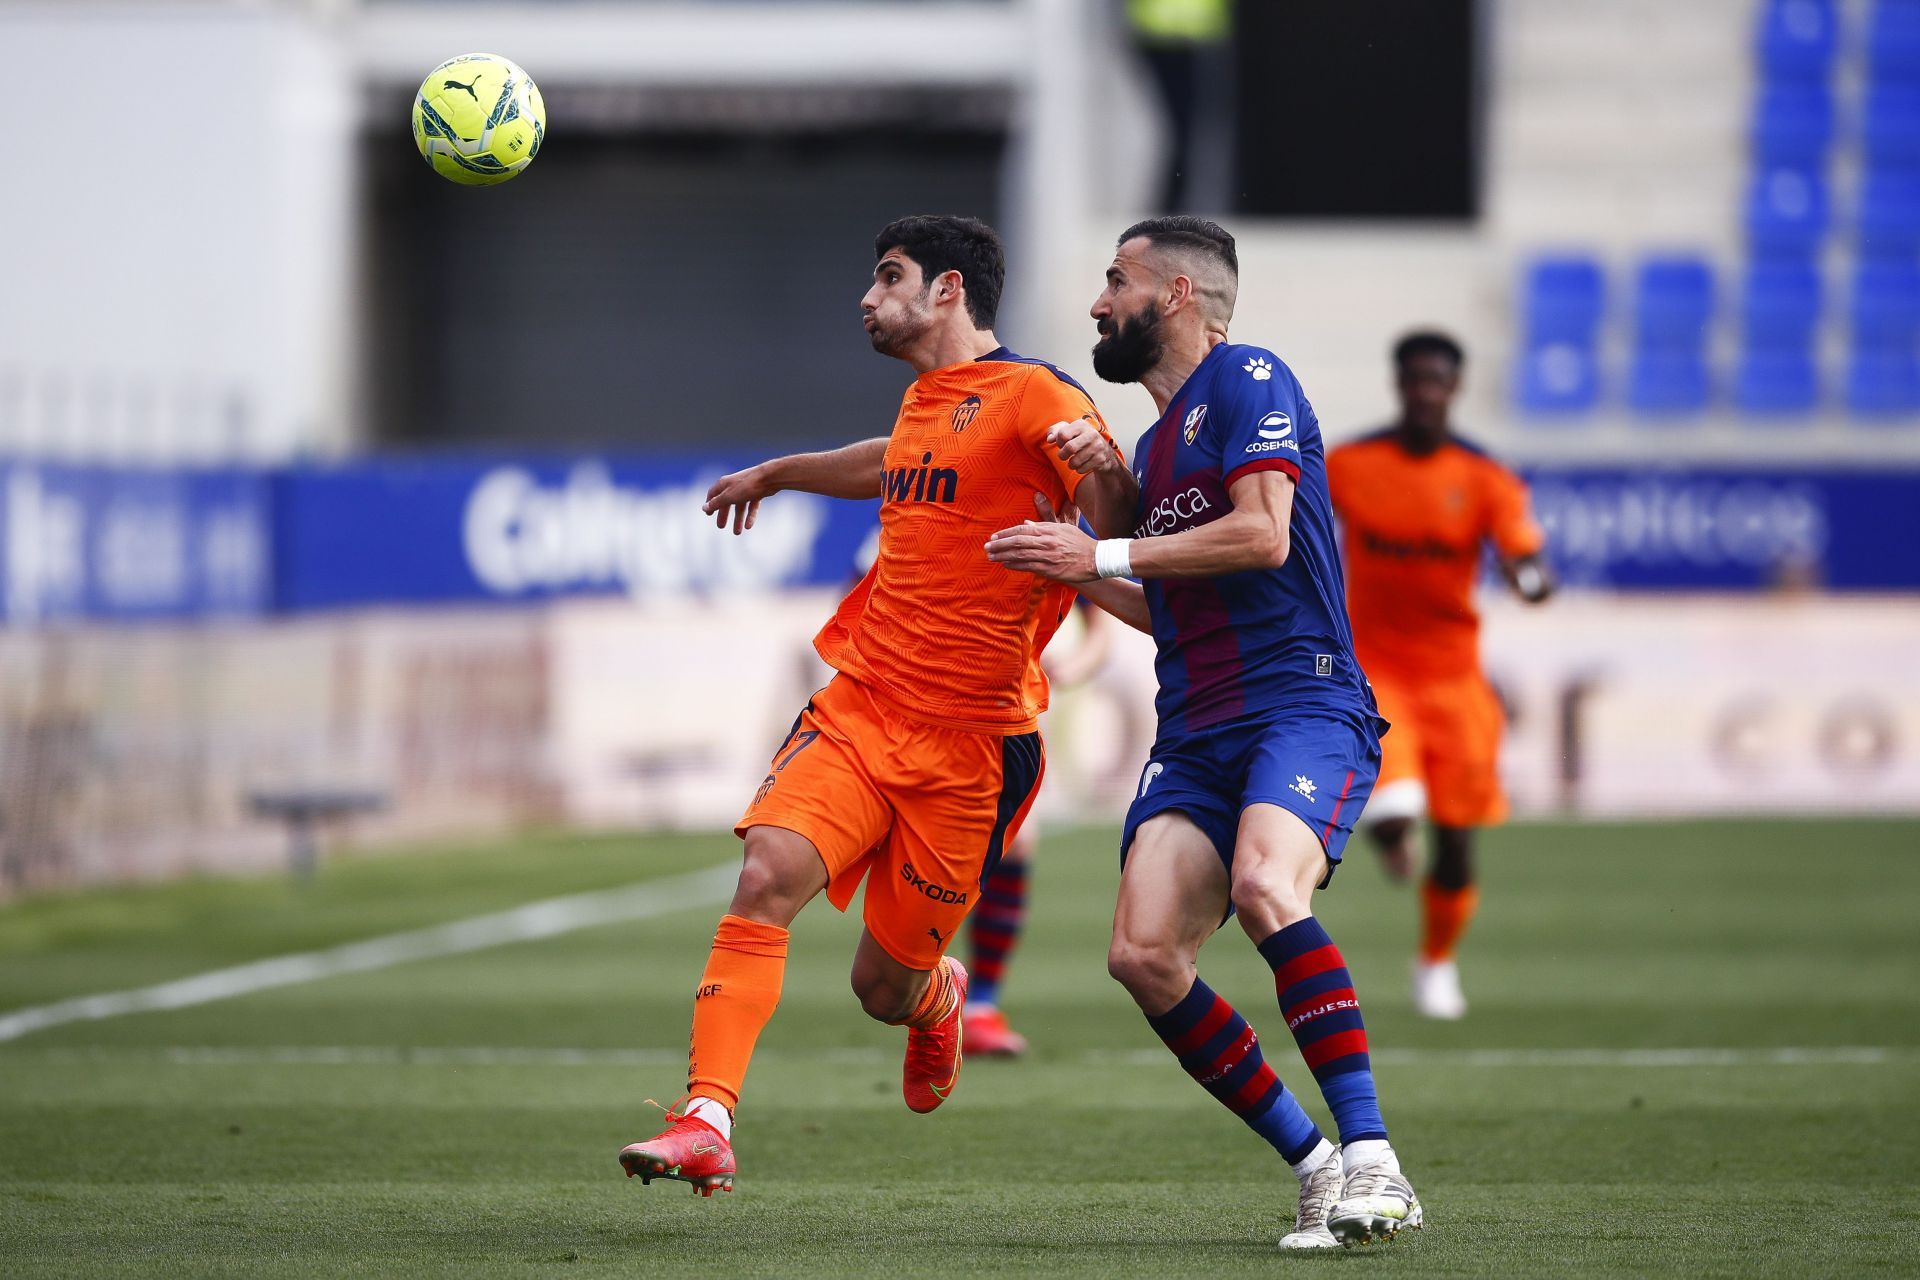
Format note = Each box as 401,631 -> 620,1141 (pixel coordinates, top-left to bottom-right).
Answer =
616,214 -> 1134,1195
987,216 -> 1421,1250
870,214 -> 1006,332
1327,330 -> 1553,1020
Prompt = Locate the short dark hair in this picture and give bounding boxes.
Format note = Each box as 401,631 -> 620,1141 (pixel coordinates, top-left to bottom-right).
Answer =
874,215 -> 1005,330
1393,330 -> 1466,372
1117,216 -> 1239,279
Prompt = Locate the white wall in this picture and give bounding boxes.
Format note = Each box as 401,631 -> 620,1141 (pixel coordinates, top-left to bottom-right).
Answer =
0,4 -> 358,462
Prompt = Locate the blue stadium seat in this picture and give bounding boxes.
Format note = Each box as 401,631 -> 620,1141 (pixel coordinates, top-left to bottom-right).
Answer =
1628,257 -> 1715,416
1863,87 -> 1920,167
1634,256 -> 1715,344
1736,349 -> 1822,413
1514,256 -> 1605,415
1629,350 -> 1712,415
1522,256 -> 1605,337
1746,166 -> 1831,257
1517,342 -> 1602,415
1737,264 -> 1823,415
1851,262 -> 1920,342
1759,0 -> 1839,81
1742,261 -> 1824,344
1857,171 -> 1920,258
1868,0 -> 1920,81
1845,348 -> 1920,414
1754,85 -> 1835,166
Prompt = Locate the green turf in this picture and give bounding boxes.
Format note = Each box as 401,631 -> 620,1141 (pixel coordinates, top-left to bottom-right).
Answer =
3,818 -> 1917,1276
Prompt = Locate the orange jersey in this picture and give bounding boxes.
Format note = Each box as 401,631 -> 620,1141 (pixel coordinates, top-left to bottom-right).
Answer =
1327,430 -> 1543,681
814,348 -> 1120,734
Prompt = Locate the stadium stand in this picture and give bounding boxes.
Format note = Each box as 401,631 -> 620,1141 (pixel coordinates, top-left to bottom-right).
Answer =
1514,256 -> 1606,416
1629,255 -> 1717,415
1512,0 -> 1918,424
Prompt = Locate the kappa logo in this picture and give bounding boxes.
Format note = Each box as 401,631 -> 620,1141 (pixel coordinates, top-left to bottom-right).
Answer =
1244,356 -> 1274,381
1182,404 -> 1208,444
1139,762 -> 1165,797
1290,774 -> 1317,801
951,394 -> 984,432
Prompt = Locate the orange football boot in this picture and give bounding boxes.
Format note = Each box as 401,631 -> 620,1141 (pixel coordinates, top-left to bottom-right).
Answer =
902,957 -> 968,1113
961,1005 -> 1029,1057
617,1098 -> 736,1196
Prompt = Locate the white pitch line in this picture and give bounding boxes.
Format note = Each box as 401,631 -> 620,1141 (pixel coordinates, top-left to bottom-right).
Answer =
12,1044 -> 1916,1069
0,863 -> 738,1045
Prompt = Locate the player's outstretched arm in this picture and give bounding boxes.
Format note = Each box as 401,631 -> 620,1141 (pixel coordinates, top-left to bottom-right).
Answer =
989,469 -> 1295,583
702,438 -> 888,534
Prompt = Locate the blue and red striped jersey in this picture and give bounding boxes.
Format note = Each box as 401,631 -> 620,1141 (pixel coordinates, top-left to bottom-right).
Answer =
1128,342 -> 1373,737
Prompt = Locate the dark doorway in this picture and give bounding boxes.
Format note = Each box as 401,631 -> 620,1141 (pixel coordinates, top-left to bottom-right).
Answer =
364,121 -> 1006,450
1234,0 -> 1481,219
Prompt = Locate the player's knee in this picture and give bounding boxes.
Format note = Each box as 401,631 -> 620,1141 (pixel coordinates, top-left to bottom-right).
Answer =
1106,936 -> 1188,1007
731,837 -> 817,922
1229,867 -> 1311,932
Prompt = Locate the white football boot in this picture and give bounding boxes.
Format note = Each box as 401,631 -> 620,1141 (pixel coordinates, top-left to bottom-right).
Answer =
1329,1157 -> 1423,1246
1278,1146 -> 1343,1249
1412,959 -> 1468,1020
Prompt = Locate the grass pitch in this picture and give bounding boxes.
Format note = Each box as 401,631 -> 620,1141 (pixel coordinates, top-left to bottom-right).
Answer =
2,819 -> 1917,1277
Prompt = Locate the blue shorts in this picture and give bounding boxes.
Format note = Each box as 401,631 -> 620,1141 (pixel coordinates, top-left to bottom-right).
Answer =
1120,710 -> 1381,882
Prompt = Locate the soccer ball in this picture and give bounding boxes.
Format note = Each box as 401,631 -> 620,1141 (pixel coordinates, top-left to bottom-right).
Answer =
411,53 -> 545,186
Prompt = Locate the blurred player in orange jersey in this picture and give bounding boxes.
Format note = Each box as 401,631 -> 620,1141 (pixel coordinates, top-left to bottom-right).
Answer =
1327,331 -> 1552,1020
615,215 -> 1133,1195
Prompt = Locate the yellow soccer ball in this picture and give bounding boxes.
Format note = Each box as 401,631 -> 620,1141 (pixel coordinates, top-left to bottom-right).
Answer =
411,53 -> 545,186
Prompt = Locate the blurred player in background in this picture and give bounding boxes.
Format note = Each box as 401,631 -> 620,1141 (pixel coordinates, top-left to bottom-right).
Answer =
617,215 -> 1133,1196
1327,332 -> 1553,1020
988,217 -> 1420,1249
962,600 -> 1111,1056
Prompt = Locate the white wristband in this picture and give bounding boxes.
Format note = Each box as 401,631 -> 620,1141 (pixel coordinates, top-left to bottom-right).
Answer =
1094,539 -> 1135,580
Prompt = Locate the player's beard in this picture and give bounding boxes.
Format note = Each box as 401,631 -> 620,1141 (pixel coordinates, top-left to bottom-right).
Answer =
867,289 -> 935,357
1091,307 -> 1164,384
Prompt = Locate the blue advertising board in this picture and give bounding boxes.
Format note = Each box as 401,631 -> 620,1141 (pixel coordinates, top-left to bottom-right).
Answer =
271,453 -> 880,611
0,454 -> 1913,621
0,461 -> 271,623
1521,465 -> 1920,591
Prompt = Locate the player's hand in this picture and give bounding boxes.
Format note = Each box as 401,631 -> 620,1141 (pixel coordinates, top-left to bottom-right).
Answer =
985,519 -> 1097,584
1031,492 -> 1080,526
703,465 -> 779,535
1045,418 -> 1121,475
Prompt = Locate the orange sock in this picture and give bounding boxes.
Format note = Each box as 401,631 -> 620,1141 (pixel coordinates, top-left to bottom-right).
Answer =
893,959 -> 959,1031
1420,881 -> 1480,963
686,914 -> 789,1111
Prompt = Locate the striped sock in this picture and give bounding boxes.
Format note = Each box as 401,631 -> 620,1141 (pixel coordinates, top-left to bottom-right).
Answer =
967,859 -> 1028,1008
894,957 -> 961,1031
1258,917 -> 1388,1146
1144,977 -> 1325,1165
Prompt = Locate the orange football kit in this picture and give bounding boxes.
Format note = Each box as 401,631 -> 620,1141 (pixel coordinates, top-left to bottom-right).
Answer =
687,351 -> 1120,1116
1326,432 -> 1544,831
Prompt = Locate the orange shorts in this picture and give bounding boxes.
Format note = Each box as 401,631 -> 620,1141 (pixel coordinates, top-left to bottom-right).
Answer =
1367,666 -> 1508,829
735,674 -> 1044,969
